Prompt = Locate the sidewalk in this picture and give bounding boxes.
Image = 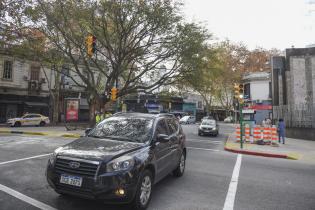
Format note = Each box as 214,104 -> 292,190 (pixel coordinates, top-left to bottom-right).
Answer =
0,126 -> 84,138
225,132 -> 315,163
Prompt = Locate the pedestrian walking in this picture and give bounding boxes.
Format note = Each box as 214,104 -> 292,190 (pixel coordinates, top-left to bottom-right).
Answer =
95,112 -> 101,125
278,118 -> 285,144
262,118 -> 267,127
266,118 -> 272,127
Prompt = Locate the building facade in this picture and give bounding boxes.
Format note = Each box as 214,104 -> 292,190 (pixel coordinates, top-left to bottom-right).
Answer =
0,51 -> 92,123
242,71 -> 272,124
0,52 -> 51,122
271,47 -> 315,140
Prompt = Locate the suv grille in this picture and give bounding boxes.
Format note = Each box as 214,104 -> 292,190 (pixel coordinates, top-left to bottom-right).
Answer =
55,157 -> 99,178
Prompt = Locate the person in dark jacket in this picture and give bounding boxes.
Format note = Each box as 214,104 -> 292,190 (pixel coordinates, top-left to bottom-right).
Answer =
278,119 -> 285,144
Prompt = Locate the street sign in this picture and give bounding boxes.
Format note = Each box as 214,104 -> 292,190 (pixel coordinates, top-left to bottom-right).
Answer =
242,109 -> 255,114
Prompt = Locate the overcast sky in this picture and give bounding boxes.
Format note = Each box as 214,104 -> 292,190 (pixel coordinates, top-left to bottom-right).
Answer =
183,0 -> 315,50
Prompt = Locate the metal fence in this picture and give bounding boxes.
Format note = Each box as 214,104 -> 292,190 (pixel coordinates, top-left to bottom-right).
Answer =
273,105 -> 315,128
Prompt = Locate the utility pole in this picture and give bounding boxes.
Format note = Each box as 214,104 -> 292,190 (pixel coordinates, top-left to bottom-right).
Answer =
234,83 -> 244,149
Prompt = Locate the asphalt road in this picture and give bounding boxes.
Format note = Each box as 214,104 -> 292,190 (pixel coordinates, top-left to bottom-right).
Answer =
0,123 -> 314,210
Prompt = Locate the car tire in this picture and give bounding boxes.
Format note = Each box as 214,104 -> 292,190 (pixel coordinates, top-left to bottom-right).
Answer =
132,170 -> 153,210
39,121 -> 46,127
173,151 -> 186,177
198,132 -> 202,136
214,132 -> 219,137
14,122 -> 21,127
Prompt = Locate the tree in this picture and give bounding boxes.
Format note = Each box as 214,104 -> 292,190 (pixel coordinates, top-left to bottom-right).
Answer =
176,46 -> 222,113
3,0 -> 210,124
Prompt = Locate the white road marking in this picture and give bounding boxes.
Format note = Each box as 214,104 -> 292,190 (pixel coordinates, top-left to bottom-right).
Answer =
187,139 -> 222,144
187,147 -> 220,152
223,154 -> 242,210
0,184 -> 57,210
0,153 -> 51,166
0,140 -> 39,146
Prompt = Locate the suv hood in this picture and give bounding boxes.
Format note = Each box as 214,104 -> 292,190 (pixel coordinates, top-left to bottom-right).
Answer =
56,137 -> 144,162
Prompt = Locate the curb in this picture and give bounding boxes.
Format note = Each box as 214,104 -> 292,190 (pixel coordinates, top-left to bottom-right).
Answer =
0,130 -> 82,138
224,146 -> 289,159
61,134 -> 82,138
224,133 -> 298,160
0,130 -> 48,136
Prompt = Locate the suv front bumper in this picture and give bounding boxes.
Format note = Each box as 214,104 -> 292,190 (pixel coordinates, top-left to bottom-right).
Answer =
46,161 -> 139,203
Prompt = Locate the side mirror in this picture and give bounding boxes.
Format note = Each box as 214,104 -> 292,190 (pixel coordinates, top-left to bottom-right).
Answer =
156,134 -> 170,143
85,128 -> 93,136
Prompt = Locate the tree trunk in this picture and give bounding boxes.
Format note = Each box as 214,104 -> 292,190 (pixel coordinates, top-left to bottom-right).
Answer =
88,97 -> 101,127
52,91 -> 59,124
52,71 -> 60,124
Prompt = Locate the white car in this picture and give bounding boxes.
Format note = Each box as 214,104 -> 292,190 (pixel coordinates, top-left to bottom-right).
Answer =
7,114 -> 50,127
179,115 -> 196,124
224,116 -> 233,123
198,119 -> 219,136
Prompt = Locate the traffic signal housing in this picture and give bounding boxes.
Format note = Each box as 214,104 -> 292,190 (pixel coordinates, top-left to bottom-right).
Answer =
111,87 -> 118,101
86,35 -> 96,57
234,83 -> 244,102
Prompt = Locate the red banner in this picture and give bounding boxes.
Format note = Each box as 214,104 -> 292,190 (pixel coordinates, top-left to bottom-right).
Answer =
246,105 -> 272,110
66,99 -> 79,121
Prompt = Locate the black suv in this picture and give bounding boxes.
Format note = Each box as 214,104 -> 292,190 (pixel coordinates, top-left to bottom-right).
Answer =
46,113 -> 186,210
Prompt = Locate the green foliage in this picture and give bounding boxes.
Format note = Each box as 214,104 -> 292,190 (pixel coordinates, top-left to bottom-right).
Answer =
2,0 -> 209,103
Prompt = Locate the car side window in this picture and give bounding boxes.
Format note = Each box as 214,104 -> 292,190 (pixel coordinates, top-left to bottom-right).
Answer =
156,119 -> 169,135
166,118 -> 178,134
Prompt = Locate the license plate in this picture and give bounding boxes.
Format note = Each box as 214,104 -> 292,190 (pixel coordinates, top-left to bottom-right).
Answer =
60,174 -> 82,187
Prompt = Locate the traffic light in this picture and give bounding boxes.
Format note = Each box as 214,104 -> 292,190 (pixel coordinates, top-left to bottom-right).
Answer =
234,83 -> 244,101
86,35 -> 96,57
111,87 -> 118,101
92,36 -> 96,53
234,83 -> 240,98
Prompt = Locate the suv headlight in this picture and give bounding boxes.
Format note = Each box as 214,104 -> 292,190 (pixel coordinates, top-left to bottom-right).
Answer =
49,152 -> 57,165
49,147 -> 62,165
106,156 -> 135,172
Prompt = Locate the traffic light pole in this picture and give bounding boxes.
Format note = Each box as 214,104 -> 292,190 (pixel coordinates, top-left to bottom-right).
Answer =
240,102 -> 243,149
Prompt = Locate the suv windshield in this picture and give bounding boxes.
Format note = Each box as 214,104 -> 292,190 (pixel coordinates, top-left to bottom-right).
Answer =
202,120 -> 215,125
88,116 -> 154,143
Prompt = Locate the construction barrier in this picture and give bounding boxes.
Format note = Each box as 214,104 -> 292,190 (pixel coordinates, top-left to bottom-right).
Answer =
234,124 -> 280,146
271,125 -> 279,146
245,124 -> 250,142
263,126 -> 271,143
235,125 -> 241,142
253,126 -> 262,143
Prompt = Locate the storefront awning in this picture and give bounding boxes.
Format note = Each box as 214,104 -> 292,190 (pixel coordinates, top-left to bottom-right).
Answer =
24,102 -> 48,107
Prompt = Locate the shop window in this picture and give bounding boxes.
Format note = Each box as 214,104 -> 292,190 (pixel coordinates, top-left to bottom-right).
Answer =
3,60 -> 13,80
30,66 -> 40,81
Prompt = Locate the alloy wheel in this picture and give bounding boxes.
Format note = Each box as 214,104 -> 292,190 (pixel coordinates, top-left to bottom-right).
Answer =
139,175 -> 152,206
